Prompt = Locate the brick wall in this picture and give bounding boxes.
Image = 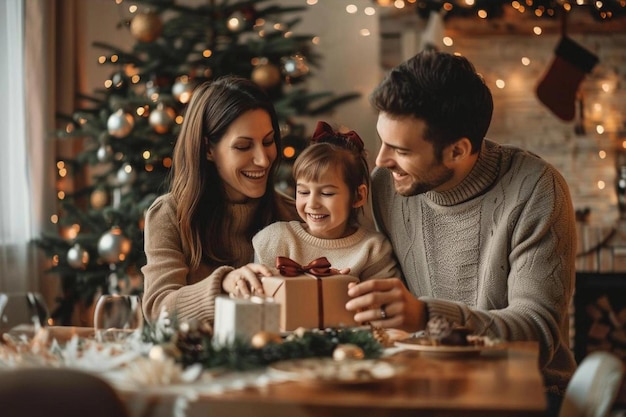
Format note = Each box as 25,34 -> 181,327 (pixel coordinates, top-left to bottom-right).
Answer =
381,13 -> 626,226
456,33 -> 626,226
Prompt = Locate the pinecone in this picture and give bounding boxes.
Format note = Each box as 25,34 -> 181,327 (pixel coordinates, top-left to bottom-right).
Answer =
370,325 -> 393,348
175,319 -> 213,365
426,315 -> 453,339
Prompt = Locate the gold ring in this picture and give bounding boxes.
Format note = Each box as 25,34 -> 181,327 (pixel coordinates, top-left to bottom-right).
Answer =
380,305 -> 387,319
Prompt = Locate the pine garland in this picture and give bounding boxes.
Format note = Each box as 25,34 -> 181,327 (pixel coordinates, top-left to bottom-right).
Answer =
142,313 -> 382,371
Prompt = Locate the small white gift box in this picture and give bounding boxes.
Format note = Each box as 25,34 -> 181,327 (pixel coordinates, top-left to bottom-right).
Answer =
213,295 -> 280,345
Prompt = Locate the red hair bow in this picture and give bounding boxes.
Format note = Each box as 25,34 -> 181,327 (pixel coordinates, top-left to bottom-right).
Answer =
276,256 -> 334,278
311,121 -> 364,151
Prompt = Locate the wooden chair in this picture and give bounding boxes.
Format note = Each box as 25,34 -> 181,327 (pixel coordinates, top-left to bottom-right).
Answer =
0,368 -> 130,417
559,351 -> 624,417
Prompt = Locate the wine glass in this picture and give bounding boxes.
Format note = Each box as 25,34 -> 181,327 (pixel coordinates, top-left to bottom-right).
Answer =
0,291 -> 49,338
93,294 -> 143,341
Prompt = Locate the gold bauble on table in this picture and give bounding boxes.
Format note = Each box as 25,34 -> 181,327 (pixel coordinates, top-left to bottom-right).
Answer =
332,344 -> 365,361
149,343 -> 182,362
251,331 -> 283,348
251,63 -> 281,89
130,11 -> 163,43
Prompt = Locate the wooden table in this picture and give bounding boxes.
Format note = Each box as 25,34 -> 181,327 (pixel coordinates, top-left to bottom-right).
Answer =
122,342 -> 547,417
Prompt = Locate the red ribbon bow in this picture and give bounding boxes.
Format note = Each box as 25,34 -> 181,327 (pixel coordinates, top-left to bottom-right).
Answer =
311,121 -> 364,151
276,256 -> 334,278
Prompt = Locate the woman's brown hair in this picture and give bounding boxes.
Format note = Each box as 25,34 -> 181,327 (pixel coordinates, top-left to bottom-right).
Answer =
169,76 -> 283,269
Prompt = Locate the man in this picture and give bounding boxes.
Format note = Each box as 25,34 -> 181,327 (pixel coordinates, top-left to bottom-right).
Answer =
345,50 -> 576,414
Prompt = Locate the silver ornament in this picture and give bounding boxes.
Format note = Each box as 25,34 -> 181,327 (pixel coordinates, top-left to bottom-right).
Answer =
97,144 -> 114,162
98,227 -> 132,264
107,109 -> 135,138
149,104 -> 176,134
172,77 -> 195,104
116,163 -> 137,185
281,54 -> 309,78
67,243 -> 89,269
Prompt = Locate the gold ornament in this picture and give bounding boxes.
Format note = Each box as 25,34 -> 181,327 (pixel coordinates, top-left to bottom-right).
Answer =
332,343 -> 365,361
250,331 -> 283,348
251,63 -> 281,89
130,11 -> 163,43
90,188 -> 109,209
149,343 -> 182,361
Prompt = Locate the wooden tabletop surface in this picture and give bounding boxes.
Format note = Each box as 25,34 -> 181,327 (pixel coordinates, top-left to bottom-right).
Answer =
134,341 -> 547,417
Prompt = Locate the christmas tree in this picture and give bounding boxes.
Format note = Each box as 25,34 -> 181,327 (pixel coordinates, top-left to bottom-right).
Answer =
36,0 -> 358,325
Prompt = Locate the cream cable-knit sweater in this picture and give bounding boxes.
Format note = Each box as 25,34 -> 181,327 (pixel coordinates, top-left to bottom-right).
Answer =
141,193 -> 297,324
371,139 -> 577,394
253,220 -> 401,280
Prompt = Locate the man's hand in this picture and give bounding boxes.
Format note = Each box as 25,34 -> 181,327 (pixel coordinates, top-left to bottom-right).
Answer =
345,278 -> 426,332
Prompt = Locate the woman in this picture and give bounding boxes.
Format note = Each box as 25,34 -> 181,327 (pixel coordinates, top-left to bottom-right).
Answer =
141,76 -> 298,325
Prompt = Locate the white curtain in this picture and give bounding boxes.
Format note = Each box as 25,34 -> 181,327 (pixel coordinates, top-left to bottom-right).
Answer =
0,0 -> 56,294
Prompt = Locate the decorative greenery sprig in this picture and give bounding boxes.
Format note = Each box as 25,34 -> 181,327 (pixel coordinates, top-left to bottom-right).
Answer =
142,311 -> 382,371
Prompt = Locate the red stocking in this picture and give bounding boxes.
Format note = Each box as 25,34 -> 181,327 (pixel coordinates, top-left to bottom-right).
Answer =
536,36 -> 598,121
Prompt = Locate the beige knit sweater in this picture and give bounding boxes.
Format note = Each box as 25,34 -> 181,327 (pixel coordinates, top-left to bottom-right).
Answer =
253,220 -> 401,280
141,193 -> 298,324
371,139 -> 577,394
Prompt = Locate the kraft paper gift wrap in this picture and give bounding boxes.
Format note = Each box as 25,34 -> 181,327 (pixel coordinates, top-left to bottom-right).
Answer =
261,257 -> 359,331
213,295 -> 280,345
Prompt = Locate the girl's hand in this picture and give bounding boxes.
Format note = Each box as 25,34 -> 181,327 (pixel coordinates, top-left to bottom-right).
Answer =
345,278 -> 426,332
222,263 -> 273,297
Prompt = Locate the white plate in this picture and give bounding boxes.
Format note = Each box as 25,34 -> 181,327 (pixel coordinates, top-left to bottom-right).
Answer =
269,357 -> 405,386
394,338 -> 498,358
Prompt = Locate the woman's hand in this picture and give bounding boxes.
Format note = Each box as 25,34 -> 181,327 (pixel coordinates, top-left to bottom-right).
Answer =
222,263 -> 274,297
345,278 -> 427,332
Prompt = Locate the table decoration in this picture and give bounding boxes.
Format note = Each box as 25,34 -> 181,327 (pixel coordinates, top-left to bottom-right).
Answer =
212,295 -> 280,345
268,357 -> 405,386
155,314 -> 383,371
393,338 -> 499,358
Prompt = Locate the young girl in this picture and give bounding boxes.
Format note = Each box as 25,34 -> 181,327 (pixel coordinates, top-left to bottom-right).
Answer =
252,121 -> 400,282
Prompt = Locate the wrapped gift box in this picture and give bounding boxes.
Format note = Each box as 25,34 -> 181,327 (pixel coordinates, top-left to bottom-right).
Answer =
213,295 -> 280,345
262,274 -> 359,331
